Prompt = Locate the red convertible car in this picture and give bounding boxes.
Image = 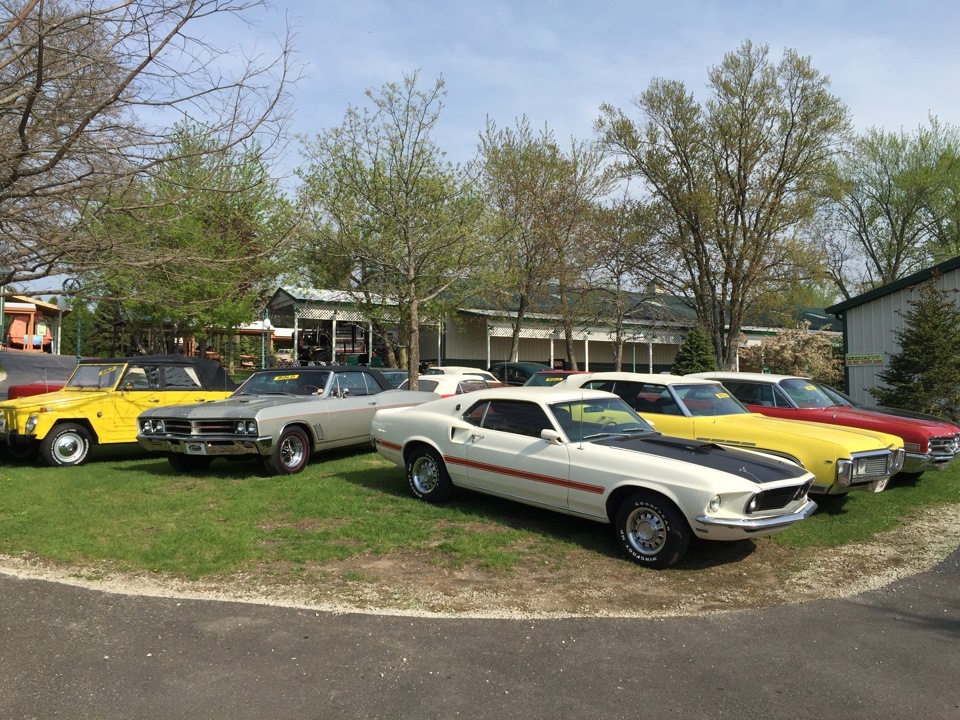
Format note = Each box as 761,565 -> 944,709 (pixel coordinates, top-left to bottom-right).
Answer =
691,372 -> 960,479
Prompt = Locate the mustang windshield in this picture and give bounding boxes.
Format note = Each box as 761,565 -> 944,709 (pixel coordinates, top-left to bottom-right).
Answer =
549,397 -> 655,441
67,364 -> 122,390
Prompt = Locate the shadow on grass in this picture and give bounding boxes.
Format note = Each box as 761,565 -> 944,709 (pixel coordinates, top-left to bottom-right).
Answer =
338,460 -> 761,571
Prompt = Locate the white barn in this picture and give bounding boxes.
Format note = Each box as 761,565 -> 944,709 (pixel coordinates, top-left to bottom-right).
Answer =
826,255 -> 960,403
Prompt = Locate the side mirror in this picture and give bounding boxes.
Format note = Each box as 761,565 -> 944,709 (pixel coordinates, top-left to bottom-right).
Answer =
541,429 -> 564,444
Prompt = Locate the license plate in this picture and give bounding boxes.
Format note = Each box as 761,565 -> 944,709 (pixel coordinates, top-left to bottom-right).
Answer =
184,442 -> 207,456
870,476 -> 889,493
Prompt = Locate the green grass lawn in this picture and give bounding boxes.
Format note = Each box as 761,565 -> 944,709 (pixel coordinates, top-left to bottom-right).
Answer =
1,445 -> 958,580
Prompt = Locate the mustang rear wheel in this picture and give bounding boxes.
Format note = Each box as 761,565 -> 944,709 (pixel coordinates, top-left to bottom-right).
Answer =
264,426 -> 310,475
39,423 -> 92,467
167,453 -> 214,473
615,491 -> 690,568
406,446 -> 453,502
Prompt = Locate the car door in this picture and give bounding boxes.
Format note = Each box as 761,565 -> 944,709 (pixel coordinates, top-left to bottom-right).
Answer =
319,370 -> 383,444
110,364 -> 164,441
462,399 -> 570,510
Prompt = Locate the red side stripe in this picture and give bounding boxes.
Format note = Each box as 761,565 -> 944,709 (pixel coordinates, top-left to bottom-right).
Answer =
445,455 -> 603,494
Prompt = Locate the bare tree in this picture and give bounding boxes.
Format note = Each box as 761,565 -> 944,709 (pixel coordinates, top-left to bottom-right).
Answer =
1,0 -> 294,294
297,72 -> 486,388
598,41 -> 849,368
478,117 -> 609,364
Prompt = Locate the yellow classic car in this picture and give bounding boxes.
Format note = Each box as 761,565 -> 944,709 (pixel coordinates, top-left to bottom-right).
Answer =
0,355 -> 236,467
556,373 -> 905,494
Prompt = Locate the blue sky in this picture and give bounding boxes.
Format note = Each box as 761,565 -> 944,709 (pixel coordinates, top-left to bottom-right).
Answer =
220,0 -> 960,169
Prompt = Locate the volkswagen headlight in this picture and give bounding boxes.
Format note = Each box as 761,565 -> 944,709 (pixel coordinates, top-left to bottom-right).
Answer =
25,415 -> 38,433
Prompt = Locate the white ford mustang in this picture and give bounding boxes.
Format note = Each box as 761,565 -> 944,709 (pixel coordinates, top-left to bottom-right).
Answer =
371,387 -> 817,568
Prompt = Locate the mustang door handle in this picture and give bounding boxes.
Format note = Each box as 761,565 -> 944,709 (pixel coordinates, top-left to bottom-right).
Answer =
368,401 -> 377,406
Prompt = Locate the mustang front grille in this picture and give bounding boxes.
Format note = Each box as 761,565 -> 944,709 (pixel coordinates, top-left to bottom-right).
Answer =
749,482 -> 811,512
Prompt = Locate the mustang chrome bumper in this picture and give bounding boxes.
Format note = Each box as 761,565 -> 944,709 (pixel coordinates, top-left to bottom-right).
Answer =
695,499 -> 818,534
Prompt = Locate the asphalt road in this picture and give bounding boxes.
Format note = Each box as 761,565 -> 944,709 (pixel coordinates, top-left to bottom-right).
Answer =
2,349 -> 958,719
0,549 -> 957,720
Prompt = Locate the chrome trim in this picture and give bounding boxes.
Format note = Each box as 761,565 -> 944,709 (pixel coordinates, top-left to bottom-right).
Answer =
137,434 -> 273,457
696,499 -> 817,532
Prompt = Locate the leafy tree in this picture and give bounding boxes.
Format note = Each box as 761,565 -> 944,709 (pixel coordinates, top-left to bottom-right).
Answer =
297,72 -> 486,387
824,119 -> 960,298
738,322 -> 842,385
92,127 -> 291,359
597,40 -> 850,369
671,326 -> 718,375
58,299 -> 118,358
0,0 -> 293,296
873,281 -> 960,422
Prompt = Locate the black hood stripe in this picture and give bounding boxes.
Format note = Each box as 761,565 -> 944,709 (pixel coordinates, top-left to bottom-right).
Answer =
594,435 -> 808,484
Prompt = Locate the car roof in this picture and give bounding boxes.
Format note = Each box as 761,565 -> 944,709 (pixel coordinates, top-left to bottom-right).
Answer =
689,371 -> 800,382
489,361 -> 551,369
446,386 -> 617,403
425,365 -> 491,374
78,354 -> 238,391
559,371 -> 722,387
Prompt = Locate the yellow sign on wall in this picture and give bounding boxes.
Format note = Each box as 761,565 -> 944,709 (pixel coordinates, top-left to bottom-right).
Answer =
845,353 -> 884,366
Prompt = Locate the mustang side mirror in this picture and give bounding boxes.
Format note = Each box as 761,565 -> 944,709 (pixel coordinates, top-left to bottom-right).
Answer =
541,429 -> 564,444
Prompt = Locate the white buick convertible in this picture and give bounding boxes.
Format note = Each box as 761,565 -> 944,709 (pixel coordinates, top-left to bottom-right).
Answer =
371,387 -> 817,568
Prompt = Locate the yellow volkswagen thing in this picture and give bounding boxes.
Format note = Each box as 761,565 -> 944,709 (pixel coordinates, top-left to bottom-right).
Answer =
0,355 -> 236,467
557,373 -> 905,494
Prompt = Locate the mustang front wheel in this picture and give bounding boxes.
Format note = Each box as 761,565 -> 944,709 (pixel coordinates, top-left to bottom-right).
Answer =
264,426 -> 310,475
406,446 -> 453,502
615,491 -> 690,568
39,423 -> 92,467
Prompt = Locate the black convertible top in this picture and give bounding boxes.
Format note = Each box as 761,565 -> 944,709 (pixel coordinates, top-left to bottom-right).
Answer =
78,354 -> 238,391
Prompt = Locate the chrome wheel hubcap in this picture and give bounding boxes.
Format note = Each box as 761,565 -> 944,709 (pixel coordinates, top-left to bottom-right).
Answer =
625,507 -> 667,555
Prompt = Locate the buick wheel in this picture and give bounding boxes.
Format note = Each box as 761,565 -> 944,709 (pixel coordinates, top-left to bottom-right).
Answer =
264,426 -> 310,475
406,446 -> 453,502
615,491 -> 690,568
39,423 -> 92,467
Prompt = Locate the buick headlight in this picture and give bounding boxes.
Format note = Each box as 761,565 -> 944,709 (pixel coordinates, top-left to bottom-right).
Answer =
25,415 -> 38,433
837,459 -> 852,482
235,420 -> 257,435
235,421 -> 246,434
154,419 -> 164,434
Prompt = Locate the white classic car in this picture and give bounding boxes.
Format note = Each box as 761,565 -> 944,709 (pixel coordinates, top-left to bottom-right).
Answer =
370,387 -> 817,568
137,366 -> 437,475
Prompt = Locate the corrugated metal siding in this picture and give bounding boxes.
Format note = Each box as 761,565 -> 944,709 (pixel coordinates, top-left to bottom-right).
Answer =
846,268 -> 960,402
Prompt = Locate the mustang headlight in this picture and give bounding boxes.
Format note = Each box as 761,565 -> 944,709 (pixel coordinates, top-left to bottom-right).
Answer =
744,494 -> 760,515
25,415 -> 39,433
707,495 -> 721,514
